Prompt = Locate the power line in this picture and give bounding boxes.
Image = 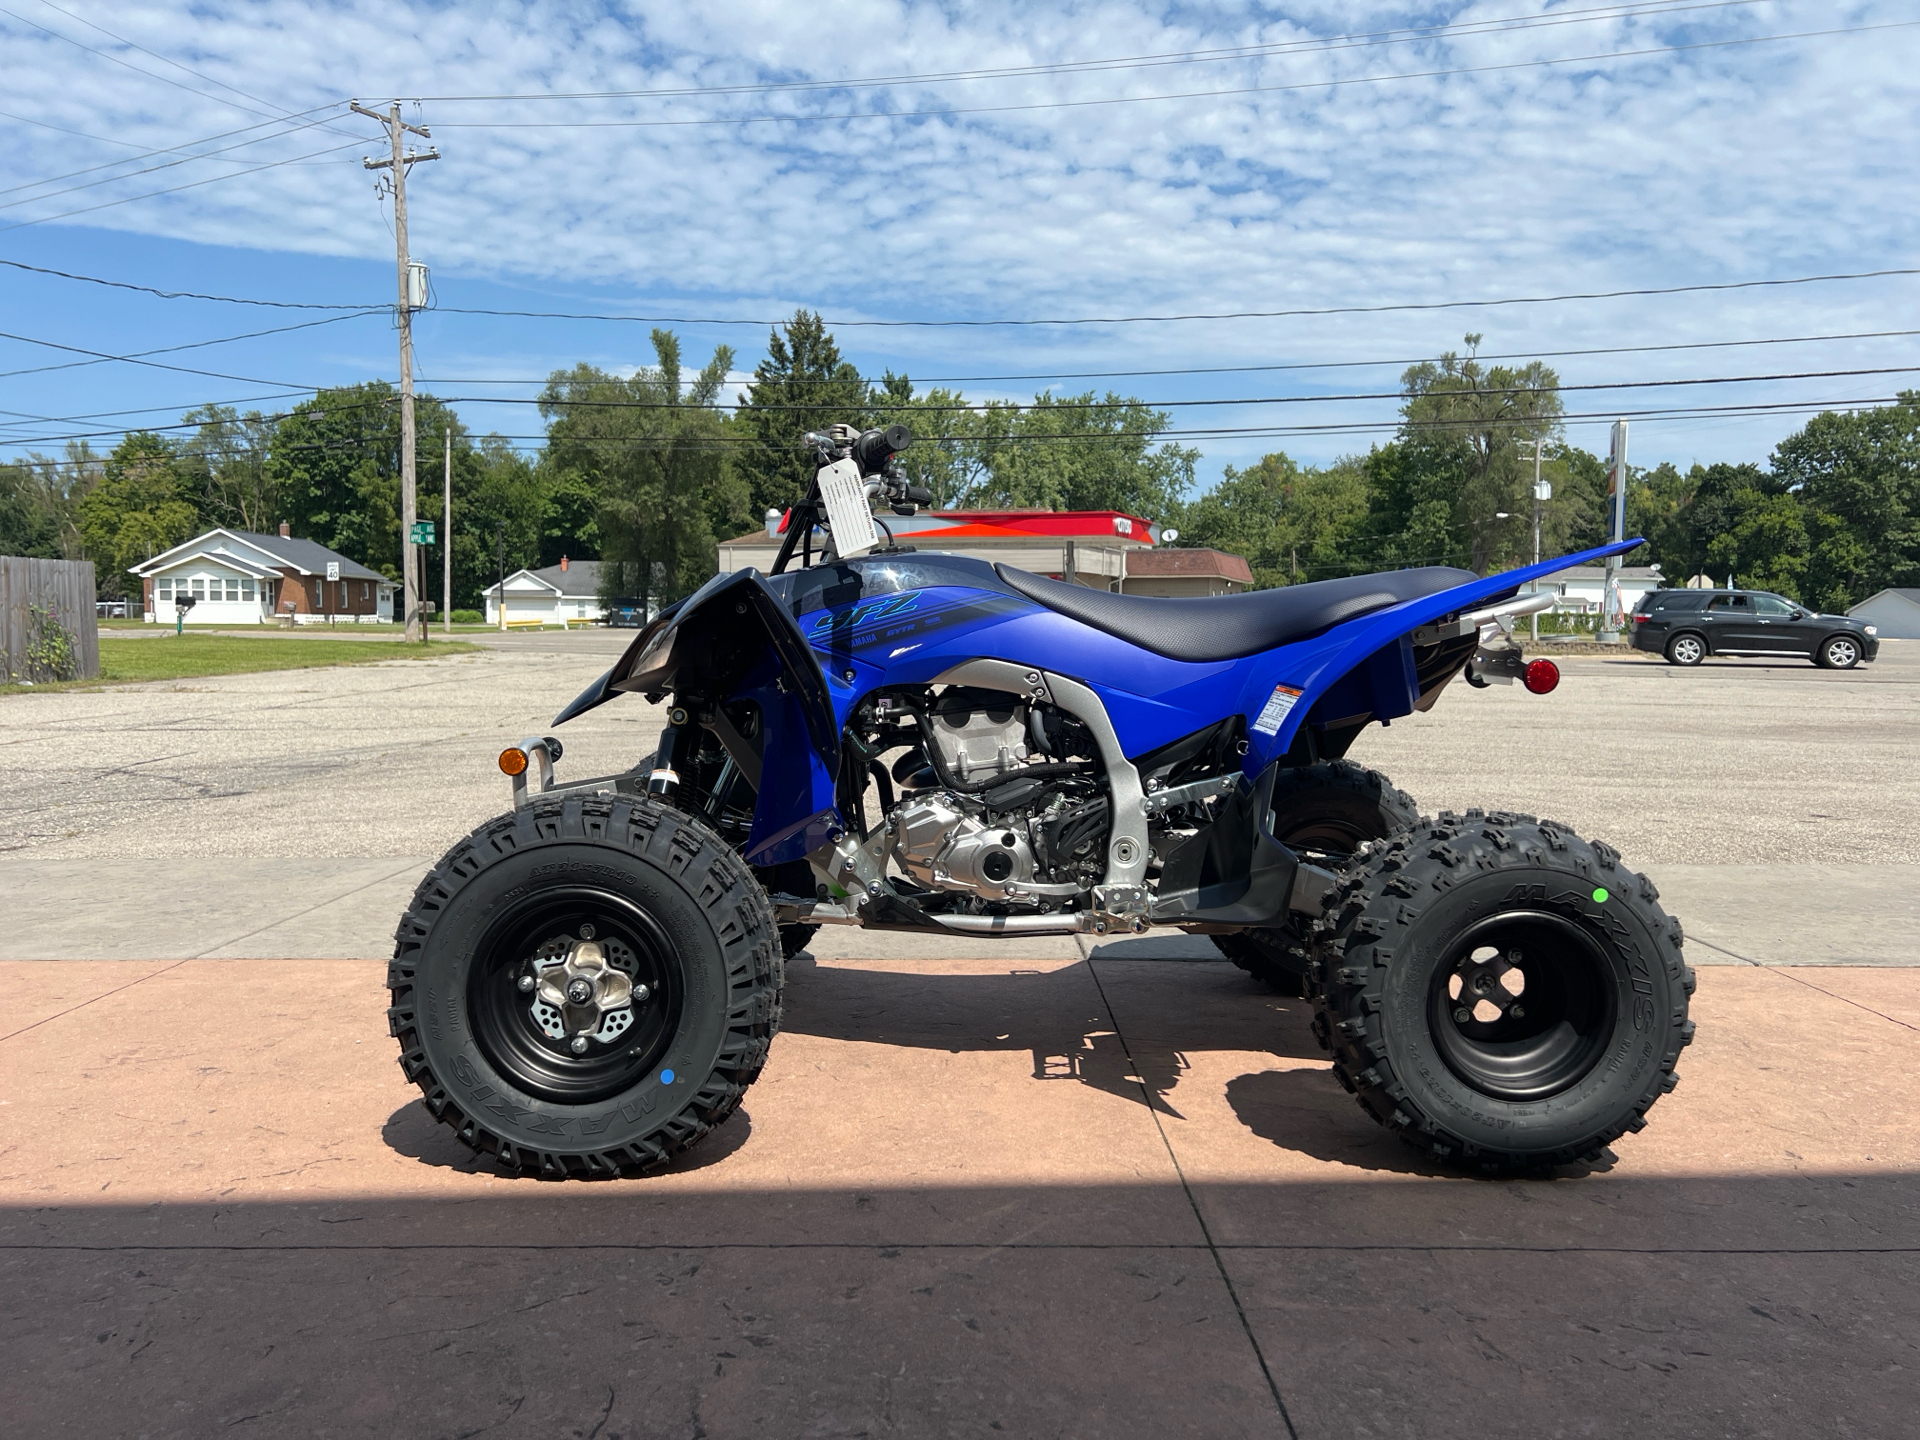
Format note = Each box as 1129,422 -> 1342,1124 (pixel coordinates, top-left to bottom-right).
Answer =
425,21 -> 1915,130
0,113 -> 350,214
0,104 -> 351,201
0,1 -> 285,123
0,138 -> 366,233
427,267 -> 1920,330
407,329 -> 1920,390
0,257 -> 376,310
11,393 -> 1902,452
0,312 -> 378,384
408,1 -> 1761,104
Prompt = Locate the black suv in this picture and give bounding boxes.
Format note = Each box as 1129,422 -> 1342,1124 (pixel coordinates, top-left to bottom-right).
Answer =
1630,588 -> 1879,668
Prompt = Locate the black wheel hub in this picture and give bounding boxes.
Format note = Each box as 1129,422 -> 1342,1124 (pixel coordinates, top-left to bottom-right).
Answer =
1428,910 -> 1614,1101
468,886 -> 684,1105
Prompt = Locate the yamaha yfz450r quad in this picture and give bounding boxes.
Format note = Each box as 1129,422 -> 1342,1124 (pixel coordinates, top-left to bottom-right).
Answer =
388,423 -> 1695,1178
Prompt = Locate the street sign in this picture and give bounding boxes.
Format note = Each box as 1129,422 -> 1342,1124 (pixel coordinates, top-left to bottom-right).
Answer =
326,561 -> 340,582
409,521 -> 436,545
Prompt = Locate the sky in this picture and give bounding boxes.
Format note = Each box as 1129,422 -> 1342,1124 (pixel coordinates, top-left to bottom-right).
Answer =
1,0 -> 1916,508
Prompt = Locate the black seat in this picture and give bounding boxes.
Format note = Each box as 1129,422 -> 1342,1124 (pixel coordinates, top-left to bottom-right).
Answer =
995,563 -> 1478,662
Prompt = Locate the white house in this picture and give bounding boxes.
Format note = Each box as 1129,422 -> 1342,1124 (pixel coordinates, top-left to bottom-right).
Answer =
1848,588 -> 1920,639
129,525 -> 395,625
1527,564 -> 1666,616
484,558 -> 607,627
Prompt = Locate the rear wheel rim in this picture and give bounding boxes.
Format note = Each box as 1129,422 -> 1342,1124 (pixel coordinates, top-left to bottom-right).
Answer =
1427,911 -> 1615,1102
468,885 -> 686,1105
1671,636 -> 1703,664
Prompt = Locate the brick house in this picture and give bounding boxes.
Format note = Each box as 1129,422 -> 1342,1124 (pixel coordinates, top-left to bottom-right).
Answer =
129,525 -> 396,625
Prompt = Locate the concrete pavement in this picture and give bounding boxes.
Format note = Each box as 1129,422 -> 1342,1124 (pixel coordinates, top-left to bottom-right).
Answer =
3,954 -> 1915,1437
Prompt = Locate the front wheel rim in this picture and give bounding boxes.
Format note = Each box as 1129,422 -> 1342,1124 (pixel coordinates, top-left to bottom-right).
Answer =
1428,911 -> 1616,1102
467,885 -> 685,1105
1828,640 -> 1857,666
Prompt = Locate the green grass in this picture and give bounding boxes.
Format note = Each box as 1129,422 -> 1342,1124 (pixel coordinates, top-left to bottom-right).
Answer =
3,634 -> 483,692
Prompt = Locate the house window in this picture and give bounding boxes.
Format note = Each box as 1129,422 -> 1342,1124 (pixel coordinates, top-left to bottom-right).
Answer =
242,579 -> 255,600
225,578 -> 239,601
192,578 -> 206,600
157,578 -> 173,599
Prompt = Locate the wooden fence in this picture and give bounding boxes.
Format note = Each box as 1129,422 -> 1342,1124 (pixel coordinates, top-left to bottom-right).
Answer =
0,556 -> 100,682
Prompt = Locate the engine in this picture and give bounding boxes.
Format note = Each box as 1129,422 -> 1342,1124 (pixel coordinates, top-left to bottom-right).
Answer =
871,686 -> 1109,908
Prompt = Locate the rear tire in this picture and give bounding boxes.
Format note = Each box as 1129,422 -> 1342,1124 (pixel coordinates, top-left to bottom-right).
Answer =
1313,810 -> 1694,1170
1212,760 -> 1418,995
387,795 -> 782,1178
1665,632 -> 1707,666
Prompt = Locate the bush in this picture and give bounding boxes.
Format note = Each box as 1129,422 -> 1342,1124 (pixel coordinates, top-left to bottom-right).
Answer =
450,609 -> 484,625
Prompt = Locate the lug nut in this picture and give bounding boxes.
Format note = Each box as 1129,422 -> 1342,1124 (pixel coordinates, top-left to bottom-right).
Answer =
570,1036 -> 589,1054
1453,1006 -> 1471,1024
579,924 -> 596,940
634,983 -> 650,1002
518,974 -> 536,992
1509,1004 -> 1526,1020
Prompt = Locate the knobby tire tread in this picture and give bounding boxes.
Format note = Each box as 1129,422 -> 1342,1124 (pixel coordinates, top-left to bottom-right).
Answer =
385,794 -> 782,1179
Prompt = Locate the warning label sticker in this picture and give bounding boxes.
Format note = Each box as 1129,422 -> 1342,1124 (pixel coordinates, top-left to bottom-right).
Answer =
1250,684 -> 1304,736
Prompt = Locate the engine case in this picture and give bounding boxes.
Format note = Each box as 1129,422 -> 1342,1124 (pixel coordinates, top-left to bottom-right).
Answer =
891,791 -> 1041,901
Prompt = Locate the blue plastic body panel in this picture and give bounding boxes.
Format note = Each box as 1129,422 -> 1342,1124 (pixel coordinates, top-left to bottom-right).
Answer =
560,540 -> 1642,865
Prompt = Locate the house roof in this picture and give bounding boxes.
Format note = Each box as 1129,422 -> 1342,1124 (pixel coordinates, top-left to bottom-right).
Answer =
1127,547 -> 1253,583
130,527 -> 387,582
724,508 -> 1161,548
488,560 -> 603,599
1549,565 -> 1665,581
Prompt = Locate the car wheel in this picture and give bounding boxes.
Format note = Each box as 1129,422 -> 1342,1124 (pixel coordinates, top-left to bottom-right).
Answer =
1665,633 -> 1706,666
1818,635 -> 1862,669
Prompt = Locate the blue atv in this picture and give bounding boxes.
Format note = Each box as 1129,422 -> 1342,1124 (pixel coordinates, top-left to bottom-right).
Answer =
389,424 -> 1695,1177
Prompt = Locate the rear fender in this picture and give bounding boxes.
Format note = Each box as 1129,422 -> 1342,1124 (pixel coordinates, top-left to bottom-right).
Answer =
1246,539 -> 1642,767
552,569 -> 843,864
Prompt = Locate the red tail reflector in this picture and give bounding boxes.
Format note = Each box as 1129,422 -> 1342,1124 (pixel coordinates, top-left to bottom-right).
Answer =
1523,659 -> 1560,695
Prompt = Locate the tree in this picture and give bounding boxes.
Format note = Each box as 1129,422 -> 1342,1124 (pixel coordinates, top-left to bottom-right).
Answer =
732,310 -> 867,521
872,378 -> 1197,520
265,381 -> 406,576
178,405 -> 280,533
0,461 -> 62,558
76,433 -> 199,596
1175,451 -> 1370,586
541,331 -> 743,609
1394,334 -> 1565,572
1772,393 -> 1920,610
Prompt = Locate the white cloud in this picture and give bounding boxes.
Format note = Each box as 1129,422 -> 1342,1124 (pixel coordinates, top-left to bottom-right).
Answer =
0,0 -> 1915,474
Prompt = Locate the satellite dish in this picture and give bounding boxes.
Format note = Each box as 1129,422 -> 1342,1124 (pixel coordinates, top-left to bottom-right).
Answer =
1159,527 -> 1180,544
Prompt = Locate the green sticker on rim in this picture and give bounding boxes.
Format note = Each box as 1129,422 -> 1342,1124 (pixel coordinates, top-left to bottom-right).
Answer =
1592,887 -> 1610,903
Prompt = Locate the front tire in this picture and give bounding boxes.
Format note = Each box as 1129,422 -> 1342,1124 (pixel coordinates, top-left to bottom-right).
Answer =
1313,810 -> 1695,1170
1817,635 -> 1862,669
1665,632 -> 1707,666
1213,761 -> 1418,995
387,796 -> 782,1178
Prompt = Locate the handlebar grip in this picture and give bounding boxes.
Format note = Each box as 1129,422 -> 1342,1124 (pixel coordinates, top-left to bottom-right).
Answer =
904,484 -> 934,505
851,423 -> 915,474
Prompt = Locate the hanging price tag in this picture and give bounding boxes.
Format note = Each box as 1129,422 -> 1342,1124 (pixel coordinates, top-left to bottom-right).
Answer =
816,458 -> 877,561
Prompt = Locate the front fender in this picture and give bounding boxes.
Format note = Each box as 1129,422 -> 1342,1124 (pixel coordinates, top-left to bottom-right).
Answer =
551,569 -> 844,865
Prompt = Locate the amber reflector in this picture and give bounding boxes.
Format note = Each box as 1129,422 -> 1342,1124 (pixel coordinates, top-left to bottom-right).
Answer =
498,747 -> 529,776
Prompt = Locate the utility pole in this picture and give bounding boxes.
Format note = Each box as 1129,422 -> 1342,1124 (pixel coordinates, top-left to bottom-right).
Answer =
351,100 -> 438,642
443,426 -> 452,634
1518,438 -> 1557,641
496,522 -> 506,632
1598,420 -> 1629,642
